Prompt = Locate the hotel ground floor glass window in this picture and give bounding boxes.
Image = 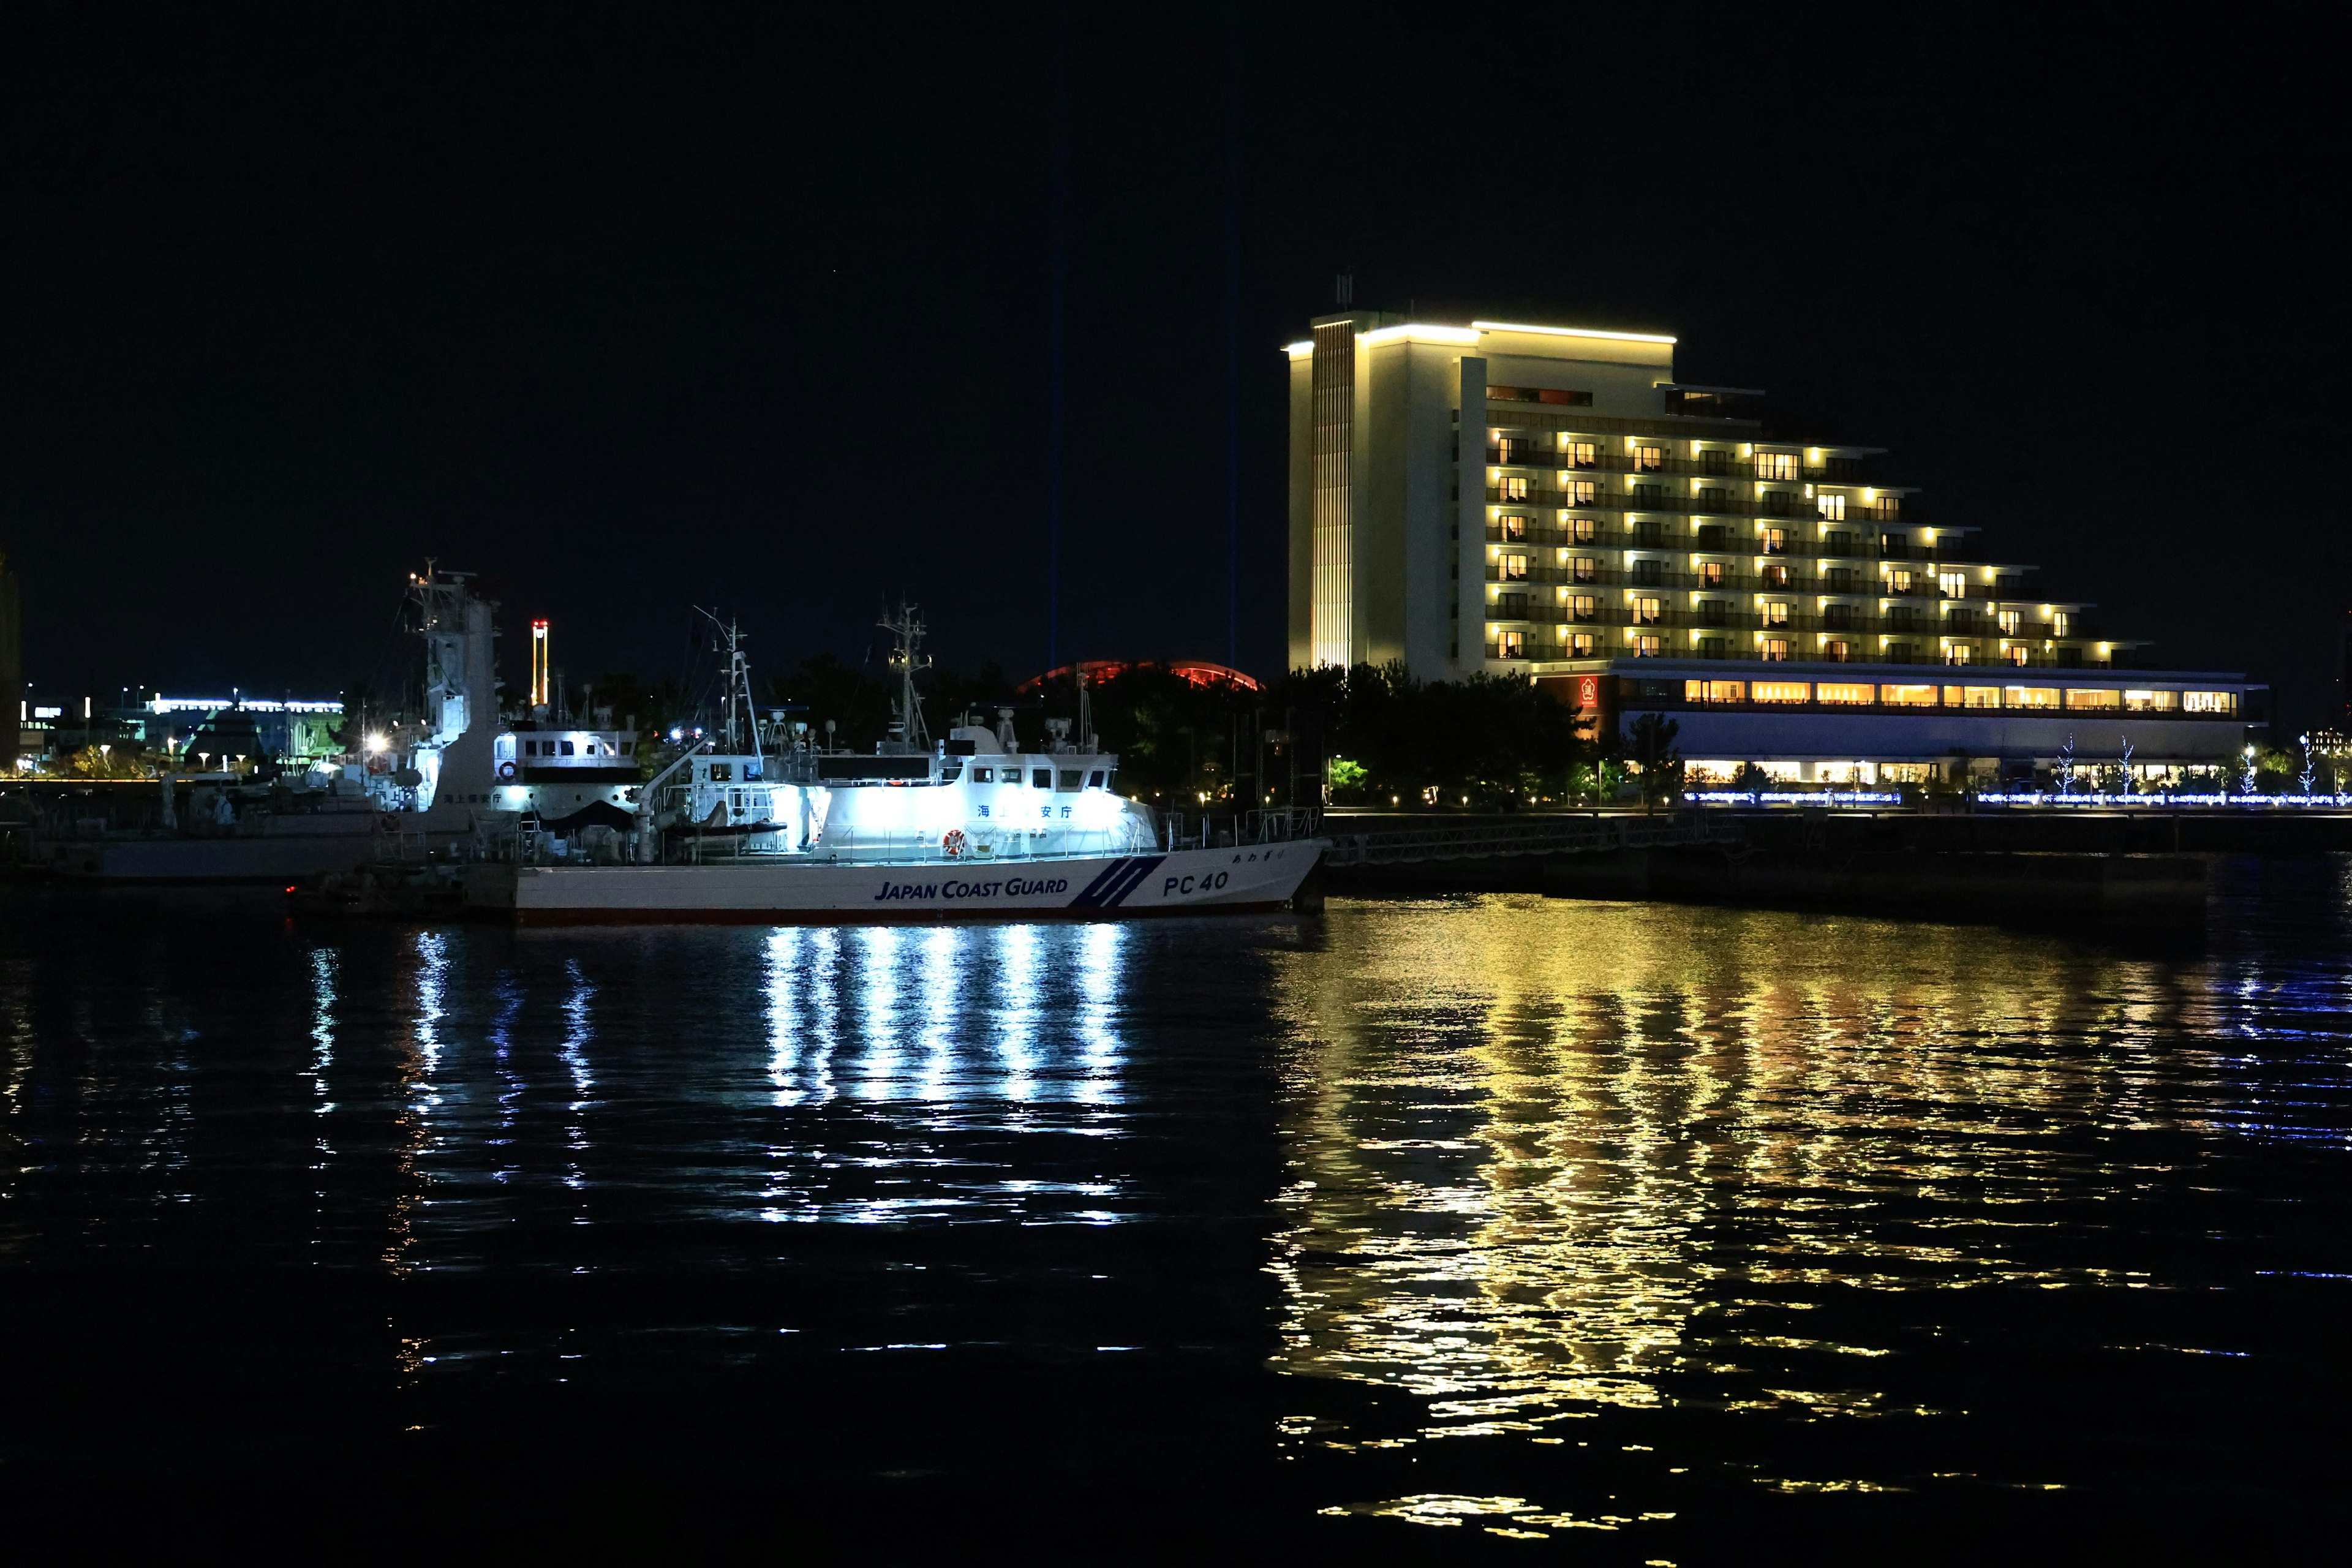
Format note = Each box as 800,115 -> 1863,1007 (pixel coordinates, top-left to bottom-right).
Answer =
1685,680 -> 1746,703
1752,681 -> 1809,703
1883,684 -> 1938,707
1817,682 -> 1874,704
2004,685 -> 2060,709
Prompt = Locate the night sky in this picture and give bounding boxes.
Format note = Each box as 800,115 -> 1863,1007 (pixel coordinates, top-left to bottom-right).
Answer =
3,6 -> 2342,725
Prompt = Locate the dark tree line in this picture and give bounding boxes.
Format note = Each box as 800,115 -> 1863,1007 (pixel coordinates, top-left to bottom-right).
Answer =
565,655 -> 1663,810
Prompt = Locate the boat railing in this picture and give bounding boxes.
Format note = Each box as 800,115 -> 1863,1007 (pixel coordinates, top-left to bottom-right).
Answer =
1165,807 -> 1323,851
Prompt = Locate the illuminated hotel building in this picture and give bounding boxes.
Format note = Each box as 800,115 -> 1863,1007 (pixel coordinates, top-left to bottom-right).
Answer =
1284,312 -> 2263,784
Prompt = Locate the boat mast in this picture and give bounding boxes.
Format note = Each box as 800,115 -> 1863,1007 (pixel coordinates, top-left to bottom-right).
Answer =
880,600 -> 931,752
695,606 -> 762,770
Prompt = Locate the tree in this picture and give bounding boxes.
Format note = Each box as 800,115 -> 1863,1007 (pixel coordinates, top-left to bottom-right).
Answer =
1627,712 -> 1681,812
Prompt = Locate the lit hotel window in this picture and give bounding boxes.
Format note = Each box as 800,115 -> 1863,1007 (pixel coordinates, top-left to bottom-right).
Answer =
1500,553 -> 1528,580
1500,513 -> 1526,541
1700,560 -> 1727,587
1756,451 -> 1800,481
1635,444 -> 1664,472
1497,475 -> 1529,501
2125,690 -> 2180,711
1566,441 -> 1599,469
1633,633 -> 1662,657
1762,601 -> 1792,627
1760,527 -> 1787,554
1760,637 -> 1792,662
1569,594 -> 1599,621
1566,480 -> 1597,506
1952,685 -> 2001,708
1498,631 -> 1525,658
2004,686 -> 2060,709
2005,644 -> 2030,666
1823,639 -> 1852,662
2065,688 -> 2121,710
1944,644 -> 1973,666
1938,571 -> 1967,598
1998,609 -> 2021,634
2183,691 -> 2237,714
1568,515 -> 1597,543
1883,684 -> 1939,707
1633,596 -> 1664,625
1569,633 -> 1596,657
1817,682 -> 1874,704
2051,610 -> 2073,637
1753,682 -> 1809,703
1818,494 -> 1846,521
1570,556 -> 1598,583
1685,680 -> 1746,703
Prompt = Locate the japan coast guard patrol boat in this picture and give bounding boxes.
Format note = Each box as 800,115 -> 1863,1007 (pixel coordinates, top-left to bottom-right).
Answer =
458,606 -> 1324,925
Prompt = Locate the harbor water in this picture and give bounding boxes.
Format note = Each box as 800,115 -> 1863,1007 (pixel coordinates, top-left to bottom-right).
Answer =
3,862 -> 2349,1558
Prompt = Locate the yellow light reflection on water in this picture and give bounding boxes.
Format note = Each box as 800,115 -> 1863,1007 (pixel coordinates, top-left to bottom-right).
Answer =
1268,895 -> 2203,1440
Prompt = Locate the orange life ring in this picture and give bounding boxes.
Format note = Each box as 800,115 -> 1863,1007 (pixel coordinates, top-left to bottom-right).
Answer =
497,760 -> 517,782
941,828 -> 968,859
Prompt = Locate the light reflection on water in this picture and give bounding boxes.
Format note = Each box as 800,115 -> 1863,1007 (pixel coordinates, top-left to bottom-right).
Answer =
6,872 -> 2352,1541
1266,891 -> 2352,1457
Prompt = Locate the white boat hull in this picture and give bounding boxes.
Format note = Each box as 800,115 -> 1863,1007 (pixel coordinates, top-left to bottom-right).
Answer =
460,842 -> 1323,925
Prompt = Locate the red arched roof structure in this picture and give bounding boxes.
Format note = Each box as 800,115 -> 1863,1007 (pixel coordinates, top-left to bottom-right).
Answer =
1017,658 -> 1263,695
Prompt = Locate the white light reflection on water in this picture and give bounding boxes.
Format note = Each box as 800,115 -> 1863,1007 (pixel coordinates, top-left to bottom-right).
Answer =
413,932 -> 447,1072
489,974 -> 524,1185
307,948 -> 337,1158
1074,922 -> 1123,1107
560,957 -> 595,1193
854,927 -> 905,1098
918,926 -> 959,1101
765,927 -> 803,1105
387,929 -> 451,1277
1266,896 -> 2336,1455
995,925 -> 1041,1103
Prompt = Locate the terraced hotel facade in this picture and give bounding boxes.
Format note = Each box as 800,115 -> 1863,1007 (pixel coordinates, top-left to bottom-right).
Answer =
1286,312 -> 2262,786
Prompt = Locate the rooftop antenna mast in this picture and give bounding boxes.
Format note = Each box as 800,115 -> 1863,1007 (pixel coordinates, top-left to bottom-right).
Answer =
695,606 -> 760,765
880,600 -> 932,752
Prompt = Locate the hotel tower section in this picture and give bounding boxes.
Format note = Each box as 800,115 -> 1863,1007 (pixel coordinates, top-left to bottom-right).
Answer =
1285,313 -> 2262,788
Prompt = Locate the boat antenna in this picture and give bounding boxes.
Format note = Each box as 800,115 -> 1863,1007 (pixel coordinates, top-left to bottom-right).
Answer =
880,600 -> 932,751
693,606 -> 761,769
1076,663 -> 1095,753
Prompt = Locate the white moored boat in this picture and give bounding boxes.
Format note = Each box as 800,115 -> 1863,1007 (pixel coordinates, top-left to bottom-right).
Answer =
459,842 -> 1316,925
456,603 -> 1324,925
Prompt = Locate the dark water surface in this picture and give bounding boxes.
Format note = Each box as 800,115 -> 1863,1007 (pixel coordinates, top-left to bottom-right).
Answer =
4,862 -> 2350,1559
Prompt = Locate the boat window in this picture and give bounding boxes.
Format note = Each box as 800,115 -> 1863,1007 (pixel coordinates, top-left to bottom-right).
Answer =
1031,769 -> 1052,789
619,741 -> 633,755
1087,771 -> 1106,789
560,741 -> 576,756
971,766 -> 992,783
709,762 -> 733,782
1058,770 -> 1081,791
940,763 -> 961,782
